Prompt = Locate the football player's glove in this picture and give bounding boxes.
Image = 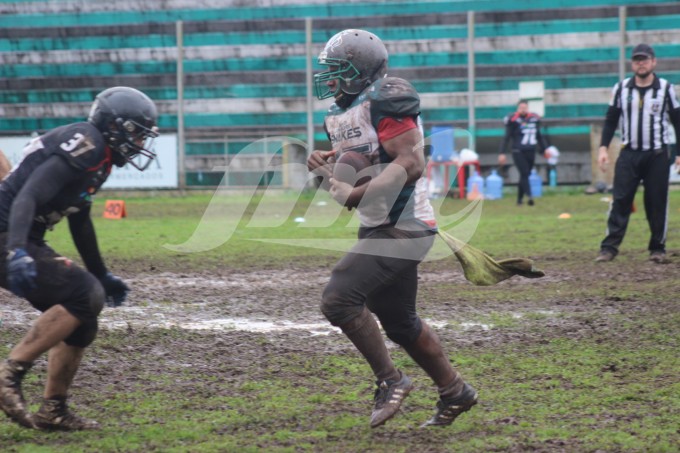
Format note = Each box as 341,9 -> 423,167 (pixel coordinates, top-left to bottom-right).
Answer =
7,248 -> 37,298
99,272 -> 130,307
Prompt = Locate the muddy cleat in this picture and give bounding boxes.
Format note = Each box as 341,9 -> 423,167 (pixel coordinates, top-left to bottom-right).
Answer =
33,397 -> 100,431
370,371 -> 414,428
0,359 -> 35,428
421,383 -> 478,427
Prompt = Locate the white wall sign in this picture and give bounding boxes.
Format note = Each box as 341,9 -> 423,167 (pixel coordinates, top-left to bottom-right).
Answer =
0,134 -> 178,189
103,134 -> 178,189
0,136 -> 35,165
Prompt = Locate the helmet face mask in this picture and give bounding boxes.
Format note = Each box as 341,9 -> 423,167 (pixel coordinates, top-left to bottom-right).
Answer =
313,58 -> 360,100
109,116 -> 159,171
314,29 -> 388,103
88,87 -> 159,171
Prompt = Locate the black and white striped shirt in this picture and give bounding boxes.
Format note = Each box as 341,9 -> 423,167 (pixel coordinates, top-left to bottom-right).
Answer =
601,74 -> 680,151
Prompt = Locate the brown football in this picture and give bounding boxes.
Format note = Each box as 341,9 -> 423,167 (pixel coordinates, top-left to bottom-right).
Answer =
333,151 -> 373,187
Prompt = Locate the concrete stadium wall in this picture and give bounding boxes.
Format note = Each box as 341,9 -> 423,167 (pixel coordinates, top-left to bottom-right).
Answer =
0,0 -> 679,185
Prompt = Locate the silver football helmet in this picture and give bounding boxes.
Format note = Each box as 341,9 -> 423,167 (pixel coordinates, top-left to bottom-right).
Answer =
314,29 -> 388,101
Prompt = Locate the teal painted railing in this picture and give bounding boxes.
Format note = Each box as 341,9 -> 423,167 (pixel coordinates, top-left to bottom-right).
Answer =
0,0 -> 672,28
0,103 -> 607,133
2,14 -> 678,52
3,43 -> 679,79
8,70 -> 680,105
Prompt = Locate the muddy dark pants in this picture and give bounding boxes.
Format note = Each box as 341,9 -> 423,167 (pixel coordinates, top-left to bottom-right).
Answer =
512,149 -> 536,203
320,224 -> 435,346
0,234 -> 104,347
600,147 -> 671,255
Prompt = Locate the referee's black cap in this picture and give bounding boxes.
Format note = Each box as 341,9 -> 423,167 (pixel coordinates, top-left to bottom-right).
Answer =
632,43 -> 655,59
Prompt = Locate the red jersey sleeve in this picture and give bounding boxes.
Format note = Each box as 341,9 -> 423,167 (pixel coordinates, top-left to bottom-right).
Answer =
377,116 -> 417,143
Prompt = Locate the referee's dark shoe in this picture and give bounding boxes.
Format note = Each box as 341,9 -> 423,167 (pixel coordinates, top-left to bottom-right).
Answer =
595,250 -> 615,262
649,251 -> 669,264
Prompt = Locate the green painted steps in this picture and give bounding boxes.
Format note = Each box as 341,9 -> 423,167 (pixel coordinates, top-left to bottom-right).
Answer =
1,14 -> 677,51
0,0 -> 672,28
0,104 -> 606,133
3,43 -> 680,78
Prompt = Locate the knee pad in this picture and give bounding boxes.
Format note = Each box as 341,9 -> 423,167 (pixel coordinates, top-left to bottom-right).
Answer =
383,317 -> 422,347
320,287 -> 364,327
64,318 -> 98,348
61,276 -> 104,348
59,272 -> 105,320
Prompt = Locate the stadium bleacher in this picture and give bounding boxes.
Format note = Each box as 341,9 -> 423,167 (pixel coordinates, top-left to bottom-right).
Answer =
0,0 -> 678,186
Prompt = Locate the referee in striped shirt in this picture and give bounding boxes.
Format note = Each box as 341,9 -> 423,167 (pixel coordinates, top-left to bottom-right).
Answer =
596,43 -> 680,263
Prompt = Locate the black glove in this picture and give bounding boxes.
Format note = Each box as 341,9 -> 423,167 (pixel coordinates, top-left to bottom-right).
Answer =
7,248 -> 37,298
99,273 -> 130,307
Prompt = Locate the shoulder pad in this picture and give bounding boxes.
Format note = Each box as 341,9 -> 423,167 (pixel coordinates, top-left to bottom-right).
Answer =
368,77 -> 420,129
45,122 -> 107,171
327,103 -> 343,116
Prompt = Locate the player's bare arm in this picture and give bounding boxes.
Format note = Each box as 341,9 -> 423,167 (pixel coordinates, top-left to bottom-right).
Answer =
597,145 -> 610,171
330,128 -> 422,208
307,150 -> 336,190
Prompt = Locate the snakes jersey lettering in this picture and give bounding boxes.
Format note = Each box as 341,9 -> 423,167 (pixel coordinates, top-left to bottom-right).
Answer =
329,127 -> 363,144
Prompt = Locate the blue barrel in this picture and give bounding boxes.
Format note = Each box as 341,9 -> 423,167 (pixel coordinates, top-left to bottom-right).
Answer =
529,169 -> 543,198
485,169 -> 503,199
466,170 -> 485,197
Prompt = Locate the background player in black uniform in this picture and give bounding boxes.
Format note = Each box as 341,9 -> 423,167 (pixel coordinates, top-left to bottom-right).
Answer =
0,87 -> 158,430
498,100 -> 549,205
307,29 -> 477,429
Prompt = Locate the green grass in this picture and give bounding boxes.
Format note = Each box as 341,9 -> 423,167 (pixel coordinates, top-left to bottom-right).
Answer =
45,186 -> 676,270
1,187 -> 679,451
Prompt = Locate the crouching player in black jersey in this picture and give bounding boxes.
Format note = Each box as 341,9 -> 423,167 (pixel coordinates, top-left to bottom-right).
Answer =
308,30 -> 477,429
0,87 -> 159,430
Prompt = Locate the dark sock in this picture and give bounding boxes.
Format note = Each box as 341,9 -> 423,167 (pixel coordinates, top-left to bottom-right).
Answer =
39,395 -> 68,415
403,322 -> 460,390
42,395 -> 67,405
340,308 -> 399,382
438,375 -> 465,400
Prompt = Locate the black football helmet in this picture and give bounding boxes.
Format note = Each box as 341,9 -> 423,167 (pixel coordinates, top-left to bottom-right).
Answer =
88,86 -> 159,170
314,29 -> 388,104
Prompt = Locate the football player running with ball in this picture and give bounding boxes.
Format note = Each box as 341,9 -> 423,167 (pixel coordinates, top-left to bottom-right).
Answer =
307,29 -> 477,428
0,87 -> 159,430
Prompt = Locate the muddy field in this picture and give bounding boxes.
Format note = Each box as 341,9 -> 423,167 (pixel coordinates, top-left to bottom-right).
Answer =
1,253 -> 675,368
4,255 -> 666,351
1,252 -> 678,451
